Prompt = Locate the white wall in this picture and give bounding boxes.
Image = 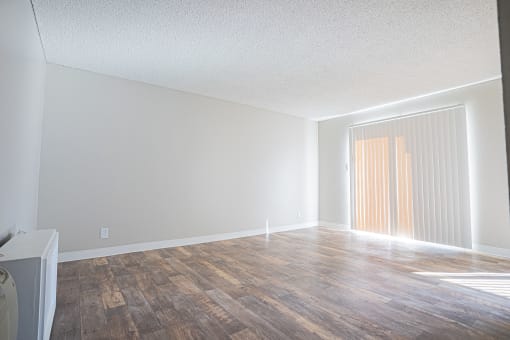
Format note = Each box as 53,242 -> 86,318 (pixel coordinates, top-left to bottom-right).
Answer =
319,79 -> 510,253
0,0 -> 46,242
38,64 -> 318,252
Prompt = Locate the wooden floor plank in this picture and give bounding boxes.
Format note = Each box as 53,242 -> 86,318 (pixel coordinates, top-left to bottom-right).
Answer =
52,227 -> 510,339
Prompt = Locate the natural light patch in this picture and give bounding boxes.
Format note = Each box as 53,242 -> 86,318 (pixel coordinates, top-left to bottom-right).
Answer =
414,272 -> 510,299
442,279 -> 510,298
415,272 -> 510,277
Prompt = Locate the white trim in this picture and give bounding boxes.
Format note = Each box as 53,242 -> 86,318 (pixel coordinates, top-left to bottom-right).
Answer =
316,76 -> 502,122
44,304 -> 55,340
58,222 -> 510,262
263,221 -> 318,233
318,221 -> 351,230
473,244 -> 510,259
58,221 -> 319,262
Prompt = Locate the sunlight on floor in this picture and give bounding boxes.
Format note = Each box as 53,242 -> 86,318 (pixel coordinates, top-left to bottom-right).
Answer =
415,272 -> 510,277
414,272 -> 510,298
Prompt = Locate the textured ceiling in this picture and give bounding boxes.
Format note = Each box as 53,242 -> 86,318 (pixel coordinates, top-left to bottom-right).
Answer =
32,0 -> 501,120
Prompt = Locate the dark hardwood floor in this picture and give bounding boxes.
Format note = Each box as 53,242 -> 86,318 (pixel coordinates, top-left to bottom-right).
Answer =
51,227 -> 510,339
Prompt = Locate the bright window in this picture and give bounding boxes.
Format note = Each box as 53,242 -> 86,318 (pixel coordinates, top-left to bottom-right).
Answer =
350,106 -> 471,248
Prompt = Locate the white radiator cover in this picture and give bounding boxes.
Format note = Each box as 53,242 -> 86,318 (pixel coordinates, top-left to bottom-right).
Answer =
0,229 -> 58,340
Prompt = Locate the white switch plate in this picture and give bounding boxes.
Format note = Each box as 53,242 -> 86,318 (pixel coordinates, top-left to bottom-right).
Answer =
100,227 -> 109,239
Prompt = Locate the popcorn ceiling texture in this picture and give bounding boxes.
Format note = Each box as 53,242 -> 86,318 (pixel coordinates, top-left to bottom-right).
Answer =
32,0 -> 500,119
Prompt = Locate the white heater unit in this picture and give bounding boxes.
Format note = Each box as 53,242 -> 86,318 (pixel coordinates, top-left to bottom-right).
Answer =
0,229 -> 58,340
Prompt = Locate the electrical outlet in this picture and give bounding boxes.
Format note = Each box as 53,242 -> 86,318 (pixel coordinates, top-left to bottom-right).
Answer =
100,227 -> 109,239
297,211 -> 302,218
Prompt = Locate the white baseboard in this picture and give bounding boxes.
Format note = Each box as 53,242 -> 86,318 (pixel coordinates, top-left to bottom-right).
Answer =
318,220 -> 351,230
473,244 -> 510,259
59,222 -> 510,262
58,221 -> 319,262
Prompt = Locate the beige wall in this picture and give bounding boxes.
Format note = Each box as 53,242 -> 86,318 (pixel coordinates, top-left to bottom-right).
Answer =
319,79 -> 510,253
38,64 -> 318,252
0,0 -> 46,242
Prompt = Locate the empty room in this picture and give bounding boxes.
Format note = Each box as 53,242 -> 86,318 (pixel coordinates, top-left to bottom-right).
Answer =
2,0 -> 510,339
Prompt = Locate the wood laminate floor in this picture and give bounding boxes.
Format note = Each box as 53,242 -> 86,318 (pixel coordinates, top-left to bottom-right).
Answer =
51,227 -> 510,339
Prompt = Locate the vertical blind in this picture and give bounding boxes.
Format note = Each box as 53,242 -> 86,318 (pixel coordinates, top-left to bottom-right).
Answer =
350,106 -> 471,248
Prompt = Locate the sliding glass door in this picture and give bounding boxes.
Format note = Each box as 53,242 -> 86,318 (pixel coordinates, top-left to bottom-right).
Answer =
350,106 -> 471,248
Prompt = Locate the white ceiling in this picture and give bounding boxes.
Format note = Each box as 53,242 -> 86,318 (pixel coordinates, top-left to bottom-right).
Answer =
32,0 -> 501,120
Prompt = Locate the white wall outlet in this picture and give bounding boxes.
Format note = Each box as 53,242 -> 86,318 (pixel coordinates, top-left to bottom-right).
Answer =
297,211 -> 302,218
100,227 -> 109,239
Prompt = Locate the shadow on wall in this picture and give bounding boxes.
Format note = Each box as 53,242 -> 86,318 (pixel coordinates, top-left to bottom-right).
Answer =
0,232 -> 15,247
